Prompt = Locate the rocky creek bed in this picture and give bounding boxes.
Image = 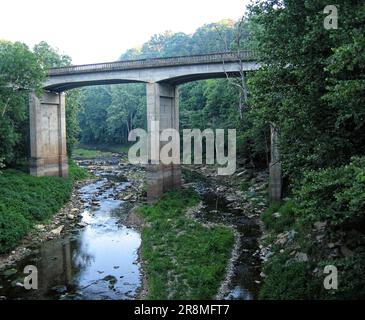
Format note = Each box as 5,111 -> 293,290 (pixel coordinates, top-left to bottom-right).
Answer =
0,156 -> 265,300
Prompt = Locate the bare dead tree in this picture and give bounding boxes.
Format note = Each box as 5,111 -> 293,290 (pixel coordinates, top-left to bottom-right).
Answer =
214,16 -> 249,121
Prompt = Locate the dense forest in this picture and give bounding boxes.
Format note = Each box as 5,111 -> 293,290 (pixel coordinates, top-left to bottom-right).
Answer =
0,0 -> 364,300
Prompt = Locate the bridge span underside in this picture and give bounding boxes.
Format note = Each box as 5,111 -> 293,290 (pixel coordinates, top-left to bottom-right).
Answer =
29,51 -> 282,202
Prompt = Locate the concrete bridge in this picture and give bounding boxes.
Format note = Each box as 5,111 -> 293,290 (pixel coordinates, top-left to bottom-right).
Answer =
29,51 -> 282,201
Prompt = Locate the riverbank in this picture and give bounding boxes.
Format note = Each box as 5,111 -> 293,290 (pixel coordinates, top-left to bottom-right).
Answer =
0,161 -> 90,269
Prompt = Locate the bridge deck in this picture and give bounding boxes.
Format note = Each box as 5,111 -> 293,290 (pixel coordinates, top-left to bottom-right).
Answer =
48,51 -> 257,76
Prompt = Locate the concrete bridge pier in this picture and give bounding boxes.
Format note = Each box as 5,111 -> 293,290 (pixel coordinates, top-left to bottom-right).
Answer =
146,83 -> 181,202
269,123 -> 282,201
29,92 -> 68,178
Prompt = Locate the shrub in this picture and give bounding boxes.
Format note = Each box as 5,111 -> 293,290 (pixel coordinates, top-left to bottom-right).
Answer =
69,159 -> 89,181
259,254 -> 319,300
261,200 -> 296,233
294,156 -> 365,226
0,203 -> 31,253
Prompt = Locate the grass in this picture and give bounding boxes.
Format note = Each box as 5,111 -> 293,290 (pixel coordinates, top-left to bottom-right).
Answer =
138,189 -> 235,299
261,200 -> 296,234
72,148 -> 113,158
72,144 -> 130,158
0,160 -> 88,253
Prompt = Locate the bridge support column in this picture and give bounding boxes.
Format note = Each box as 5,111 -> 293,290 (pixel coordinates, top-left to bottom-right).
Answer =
29,92 -> 68,178
269,123 -> 282,201
146,83 -> 181,202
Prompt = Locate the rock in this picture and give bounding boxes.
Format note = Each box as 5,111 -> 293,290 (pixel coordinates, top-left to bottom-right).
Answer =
273,212 -> 281,218
67,214 -> 75,220
50,225 -> 64,236
260,272 -> 266,278
102,275 -> 116,282
0,296 -> 6,300
216,186 -> 227,192
236,170 -> 247,177
314,221 -> 327,230
341,245 -> 353,257
123,194 -> 133,201
70,208 -> 79,213
328,243 -> 335,248
103,275 -> 117,288
276,233 -> 288,245
35,224 -> 45,231
77,222 -> 87,228
52,285 -> 67,294
295,252 -> 309,262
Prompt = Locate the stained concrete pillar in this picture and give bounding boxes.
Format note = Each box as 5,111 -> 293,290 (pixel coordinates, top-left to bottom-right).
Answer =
146,82 -> 181,202
269,123 -> 282,201
29,91 -> 68,178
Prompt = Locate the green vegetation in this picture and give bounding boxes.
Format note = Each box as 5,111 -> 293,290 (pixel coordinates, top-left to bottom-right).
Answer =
0,40 -> 44,166
72,148 -> 113,159
0,40 -> 81,168
68,159 -> 90,181
247,0 -> 365,300
72,144 -> 130,158
259,157 -> 365,299
138,189 -> 235,299
0,161 -> 88,253
294,157 -> 365,226
261,200 -> 295,234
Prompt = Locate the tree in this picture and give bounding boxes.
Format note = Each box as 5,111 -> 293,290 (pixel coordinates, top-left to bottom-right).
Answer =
33,41 -> 81,155
246,0 -> 365,178
33,41 -> 71,68
0,40 -> 44,166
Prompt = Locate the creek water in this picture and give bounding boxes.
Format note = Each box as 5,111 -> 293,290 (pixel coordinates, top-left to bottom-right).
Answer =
0,160 -> 260,300
0,167 -> 141,300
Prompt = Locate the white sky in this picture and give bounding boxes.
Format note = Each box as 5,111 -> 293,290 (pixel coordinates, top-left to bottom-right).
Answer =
0,0 -> 248,64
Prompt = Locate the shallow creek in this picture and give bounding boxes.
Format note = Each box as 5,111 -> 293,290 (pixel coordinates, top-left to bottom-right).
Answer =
0,160 -> 260,300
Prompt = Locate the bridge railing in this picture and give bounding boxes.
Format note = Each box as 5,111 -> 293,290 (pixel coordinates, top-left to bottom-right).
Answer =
48,51 -> 257,76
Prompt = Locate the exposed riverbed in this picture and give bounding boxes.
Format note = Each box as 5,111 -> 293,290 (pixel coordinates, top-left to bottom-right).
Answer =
0,157 -> 262,300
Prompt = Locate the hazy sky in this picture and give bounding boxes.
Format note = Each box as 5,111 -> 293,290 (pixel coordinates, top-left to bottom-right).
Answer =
0,0 -> 249,64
